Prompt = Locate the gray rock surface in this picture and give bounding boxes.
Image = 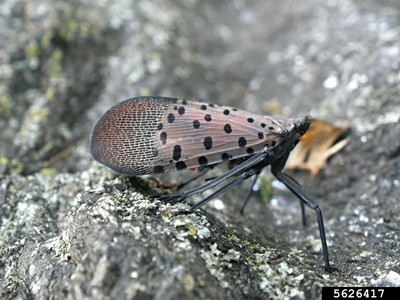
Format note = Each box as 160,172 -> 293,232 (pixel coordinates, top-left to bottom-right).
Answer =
1,0 -> 399,299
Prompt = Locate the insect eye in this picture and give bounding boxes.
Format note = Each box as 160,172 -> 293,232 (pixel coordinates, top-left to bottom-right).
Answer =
295,117 -> 311,135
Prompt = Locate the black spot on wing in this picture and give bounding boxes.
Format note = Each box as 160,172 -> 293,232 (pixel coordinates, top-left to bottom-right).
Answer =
204,114 -> 212,122
178,106 -> 185,115
176,161 -> 187,170
173,145 -> 182,161
167,113 -> 175,123
224,124 -> 232,134
203,136 -> 213,150
193,120 -> 200,129
198,156 -> 208,166
160,132 -> 167,145
238,137 -> 247,147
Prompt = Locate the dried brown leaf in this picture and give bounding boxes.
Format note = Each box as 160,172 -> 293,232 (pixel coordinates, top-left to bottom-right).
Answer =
286,119 -> 350,175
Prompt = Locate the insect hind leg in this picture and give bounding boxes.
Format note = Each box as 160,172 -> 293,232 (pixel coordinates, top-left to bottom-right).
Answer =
158,149 -> 268,203
176,169 -> 209,190
187,168 -> 258,212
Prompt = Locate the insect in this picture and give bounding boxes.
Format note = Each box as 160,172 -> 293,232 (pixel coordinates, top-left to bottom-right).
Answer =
90,96 -> 331,270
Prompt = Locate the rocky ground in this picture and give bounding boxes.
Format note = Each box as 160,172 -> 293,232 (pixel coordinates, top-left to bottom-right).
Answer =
1,0 -> 399,299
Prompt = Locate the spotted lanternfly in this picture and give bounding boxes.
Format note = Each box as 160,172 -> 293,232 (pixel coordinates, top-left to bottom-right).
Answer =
90,96 -> 331,270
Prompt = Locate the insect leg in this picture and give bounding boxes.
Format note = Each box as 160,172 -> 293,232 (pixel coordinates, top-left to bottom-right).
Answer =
282,174 -> 307,226
238,170 -> 306,223
240,171 -> 260,215
159,150 -> 267,203
272,169 -> 331,271
299,198 -> 306,226
188,168 -> 259,212
176,169 -> 209,190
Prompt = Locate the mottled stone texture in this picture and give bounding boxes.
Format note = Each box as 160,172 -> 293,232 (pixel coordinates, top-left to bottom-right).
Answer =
1,0 -> 399,299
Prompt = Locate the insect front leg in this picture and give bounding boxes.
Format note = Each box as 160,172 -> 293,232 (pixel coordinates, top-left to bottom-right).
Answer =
271,166 -> 331,271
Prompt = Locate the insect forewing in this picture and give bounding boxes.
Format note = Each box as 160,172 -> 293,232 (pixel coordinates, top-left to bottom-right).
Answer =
91,96 -> 286,175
